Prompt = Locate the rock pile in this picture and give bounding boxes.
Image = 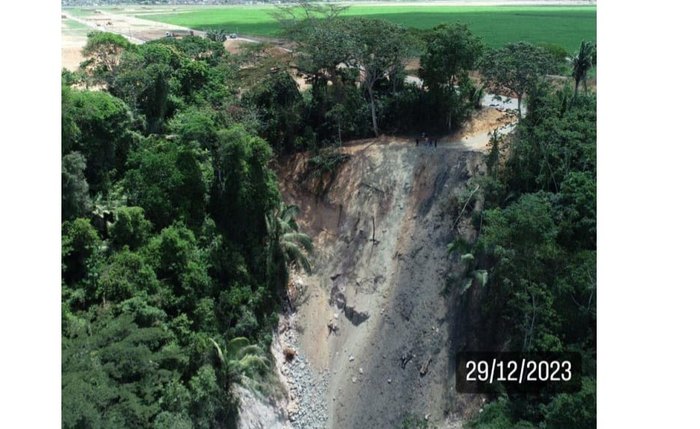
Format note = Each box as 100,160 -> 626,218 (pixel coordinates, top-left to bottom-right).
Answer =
279,316 -> 330,429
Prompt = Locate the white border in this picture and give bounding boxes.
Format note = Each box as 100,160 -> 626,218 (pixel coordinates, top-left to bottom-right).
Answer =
599,1 -> 700,428
0,1 -> 61,428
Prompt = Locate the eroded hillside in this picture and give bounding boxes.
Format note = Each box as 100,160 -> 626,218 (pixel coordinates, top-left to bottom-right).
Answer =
272,133 -> 492,428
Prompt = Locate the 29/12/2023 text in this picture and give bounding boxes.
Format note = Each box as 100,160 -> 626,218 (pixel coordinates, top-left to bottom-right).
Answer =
456,351 -> 583,394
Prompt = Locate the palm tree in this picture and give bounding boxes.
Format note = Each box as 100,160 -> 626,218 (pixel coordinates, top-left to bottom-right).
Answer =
265,202 -> 313,295
570,41 -> 596,98
447,237 -> 488,295
210,337 -> 270,391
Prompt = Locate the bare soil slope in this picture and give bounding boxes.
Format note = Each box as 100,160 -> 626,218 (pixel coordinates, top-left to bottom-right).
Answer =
276,134 -> 492,428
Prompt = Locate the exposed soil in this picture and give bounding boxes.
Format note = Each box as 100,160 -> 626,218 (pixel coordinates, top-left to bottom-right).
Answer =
224,39 -> 249,54
61,19 -> 89,71
271,106 -> 513,427
62,39 -> 86,71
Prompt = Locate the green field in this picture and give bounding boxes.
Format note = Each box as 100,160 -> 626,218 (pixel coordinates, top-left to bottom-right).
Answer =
64,8 -> 101,17
133,5 -> 595,51
61,16 -> 93,38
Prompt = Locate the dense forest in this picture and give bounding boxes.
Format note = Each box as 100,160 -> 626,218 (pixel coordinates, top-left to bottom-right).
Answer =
61,30 -> 310,427
452,57 -> 596,429
62,5 -> 595,427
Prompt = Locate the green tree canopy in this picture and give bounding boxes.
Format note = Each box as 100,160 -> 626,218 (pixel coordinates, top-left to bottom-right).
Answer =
156,35 -> 226,65
81,31 -> 132,87
351,18 -> 411,136
243,70 -> 304,153
111,43 -> 183,133
98,250 -> 159,303
110,206 -> 153,250
210,126 -> 279,251
144,223 -> 212,314
479,41 -> 555,116
420,23 -> 483,90
265,202 -> 313,294
124,139 -> 206,230
167,106 -> 220,150
419,23 -> 484,130
62,152 -> 91,221
62,218 -> 101,286
62,87 -> 136,193
544,377 -> 596,429
62,311 -> 181,428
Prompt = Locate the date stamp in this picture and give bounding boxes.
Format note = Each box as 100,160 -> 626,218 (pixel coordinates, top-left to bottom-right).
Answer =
456,351 -> 582,393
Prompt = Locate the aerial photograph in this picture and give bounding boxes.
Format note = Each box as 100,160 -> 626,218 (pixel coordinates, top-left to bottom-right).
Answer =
60,0 -> 596,428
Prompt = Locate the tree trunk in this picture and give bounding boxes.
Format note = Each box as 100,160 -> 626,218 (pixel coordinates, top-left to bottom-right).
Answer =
368,86 -> 379,137
517,94 -> 523,119
574,78 -> 580,99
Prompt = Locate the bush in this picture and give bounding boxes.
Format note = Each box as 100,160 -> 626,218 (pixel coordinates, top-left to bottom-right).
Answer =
111,206 -> 153,249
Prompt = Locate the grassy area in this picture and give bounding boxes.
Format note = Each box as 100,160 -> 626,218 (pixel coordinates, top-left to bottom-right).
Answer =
64,8 -> 99,18
133,5 -> 595,51
61,17 -> 93,37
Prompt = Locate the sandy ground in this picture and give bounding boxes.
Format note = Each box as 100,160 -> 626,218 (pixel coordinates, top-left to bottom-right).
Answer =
63,9 -> 188,43
455,105 -> 519,151
61,18 -> 91,71
62,10 -> 265,71
62,38 -> 87,71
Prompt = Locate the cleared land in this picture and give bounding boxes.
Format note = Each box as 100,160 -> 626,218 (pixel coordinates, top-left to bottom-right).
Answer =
95,4 -> 595,51
61,17 -> 93,71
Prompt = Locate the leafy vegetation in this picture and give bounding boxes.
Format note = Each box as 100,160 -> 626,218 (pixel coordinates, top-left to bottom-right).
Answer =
62,33 -> 306,428
419,23 -> 483,130
479,42 -> 557,116
570,41 -> 597,98
453,55 -> 596,428
277,7 -> 486,142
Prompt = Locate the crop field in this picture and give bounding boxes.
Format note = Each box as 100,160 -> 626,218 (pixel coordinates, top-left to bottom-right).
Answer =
103,5 -> 595,51
62,17 -> 92,33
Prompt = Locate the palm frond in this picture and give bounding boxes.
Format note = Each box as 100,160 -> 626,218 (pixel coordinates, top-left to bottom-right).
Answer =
460,278 -> 473,294
461,253 -> 475,263
447,236 -> 470,255
474,270 -> 488,288
265,213 -> 274,235
282,243 -> 312,273
282,231 -> 313,252
228,337 -> 251,355
209,338 -> 225,365
282,204 -> 301,222
239,355 -> 271,376
265,202 -> 314,284
236,344 -> 266,359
